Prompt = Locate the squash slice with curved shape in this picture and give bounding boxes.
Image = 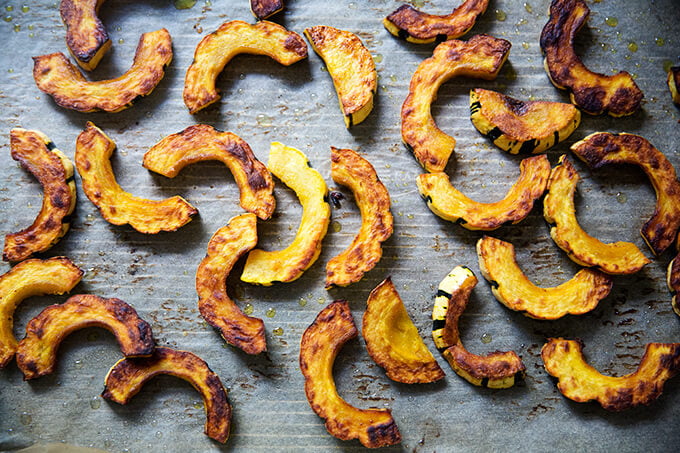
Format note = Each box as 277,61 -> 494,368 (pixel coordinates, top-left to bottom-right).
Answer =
184,20 -> 307,114
304,26 -> 377,128
241,142 -> 330,285
417,155 -> 550,230
300,300 -> 402,448
384,0 -> 489,44
668,66 -> 680,105
0,257 -> 83,368
432,266 -> 525,388
197,214 -> 266,355
326,147 -> 392,288
3,129 -> 76,263
33,29 -> 172,113
102,347 -> 231,443
143,125 -> 275,220
251,0 -> 284,19
476,236 -> 613,320
469,88 -> 581,155
544,156 -> 650,275
541,338 -> 680,411
362,278 -> 444,384
75,122 -> 197,234
16,294 -> 155,380
571,132 -> 680,256
60,0 -> 110,70
668,244 -> 680,317
539,0 -> 643,116
402,34 -> 511,172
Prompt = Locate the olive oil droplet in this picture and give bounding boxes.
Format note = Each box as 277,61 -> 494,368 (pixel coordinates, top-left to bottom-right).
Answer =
118,38 -> 124,44
481,333 -> 492,344
3,15 -> 12,22
616,192 -> 627,203
331,221 -> 342,232
90,397 -> 101,409
273,327 -> 284,336
655,37 -> 665,46
5,5 -> 13,12
495,9 -> 507,21
522,42 -> 530,50
298,298 -> 307,307
13,23 -> 20,32
265,308 -> 276,318
21,5 -> 29,13
373,54 -> 383,64
523,3 -> 532,13
173,0 -> 197,10
243,303 -> 254,315
20,412 -> 31,425
193,401 -> 203,409
605,17 -> 618,27
627,42 -> 638,52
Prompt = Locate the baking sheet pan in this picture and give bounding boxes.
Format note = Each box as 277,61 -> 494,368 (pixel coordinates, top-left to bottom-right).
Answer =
1,0 -> 679,451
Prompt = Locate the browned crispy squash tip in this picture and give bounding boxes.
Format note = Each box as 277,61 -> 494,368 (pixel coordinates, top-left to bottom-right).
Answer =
669,247 -> 680,317
3,129 -> 76,263
251,0 -> 285,20
668,66 -> 680,105
60,0 -> 111,71
102,347 -> 231,443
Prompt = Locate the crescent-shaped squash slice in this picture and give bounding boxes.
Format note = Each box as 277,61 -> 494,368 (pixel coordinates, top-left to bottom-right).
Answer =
241,142 -> 330,285
571,132 -> 680,256
544,155 -> 650,274
362,278 -> 444,384
3,129 -> 76,263
60,0 -> 110,70
143,125 -> 275,220
75,122 -> 197,234
476,236 -> 613,320
668,245 -> 680,317
383,0 -> 489,44
184,20 -> 307,114
0,257 -> 83,368
402,34 -> 511,172
432,266 -> 525,388
469,88 -> 581,155
197,214 -> 266,355
325,147 -> 392,288
304,26 -> 377,128
16,294 -> 155,380
101,347 -> 231,444
251,0 -> 284,19
539,0 -> 643,116
669,66 -> 680,105
417,155 -> 550,230
541,338 -> 680,411
300,300 -> 402,448
33,29 -> 172,113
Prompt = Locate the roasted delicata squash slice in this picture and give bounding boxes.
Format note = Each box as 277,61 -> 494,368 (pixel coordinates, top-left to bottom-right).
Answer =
668,244 -> 680,317
0,257 -> 82,368
668,66 -> 680,105
241,143 -> 330,285
384,0 -> 489,44
251,0 -> 284,19
143,125 -> 275,220
304,26 -> 377,128
544,155 -> 650,274
197,214 -> 266,355
362,278 -> 444,384
571,132 -> 680,256
102,347 -> 231,443
469,88 -> 581,154
75,122 -> 197,234
60,0 -> 111,70
541,338 -> 680,411
326,147 -> 392,288
33,29 -> 172,113
540,0 -> 643,116
16,294 -> 154,380
3,129 -> 76,263
476,236 -> 613,320
432,266 -> 525,388
417,155 -> 550,230
402,34 -> 511,172
300,300 -> 402,448
184,20 -> 307,114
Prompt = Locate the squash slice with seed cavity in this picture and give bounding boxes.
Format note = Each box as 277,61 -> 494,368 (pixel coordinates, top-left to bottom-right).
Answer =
300,300 -> 402,448
541,338 -> 680,411
241,143 -> 330,285
571,132 -> 680,256
362,278 -> 444,384
197,214 -> 266,355
75,122 -> 197,234
476,236 -> 613,320
669,66 -> 680,105
326,147 -> 392,288
469,88 -> 581,155
60,0 -> 111,70
304,26 -> 377,128
3,129 -> 76,263
432,266 -> 525,388
384,0 -> 489,44
417,155 -> 550,230
0,257 -> 82,368
102,347 -> 231,443
16,294 -> 155,380
540,0 -> 643,116
143,125 -> 275,220
402,34 -> 511,172
668,243 -> 680,317
544,155 -> 650,274
184,20 -> 307,114
33,29 -> 172,113
251,0 -> 284,19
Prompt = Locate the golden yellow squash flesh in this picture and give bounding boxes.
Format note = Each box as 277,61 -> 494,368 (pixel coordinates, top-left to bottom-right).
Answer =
668,66 -> 680,105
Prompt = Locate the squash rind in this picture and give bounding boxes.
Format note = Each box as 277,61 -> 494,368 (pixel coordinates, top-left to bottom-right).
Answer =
60,0 -> 110,70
